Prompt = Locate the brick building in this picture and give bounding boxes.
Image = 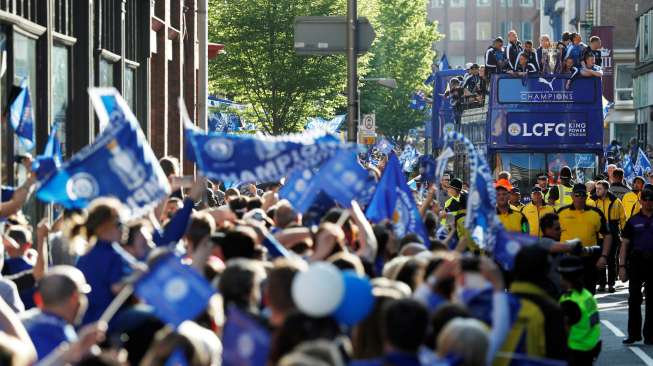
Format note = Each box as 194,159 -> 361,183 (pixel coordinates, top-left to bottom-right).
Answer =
428,0 -> 541,69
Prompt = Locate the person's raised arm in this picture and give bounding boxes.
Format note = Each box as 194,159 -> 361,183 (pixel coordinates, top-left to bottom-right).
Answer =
350,200 -> 378,261
0,175 -> 35,218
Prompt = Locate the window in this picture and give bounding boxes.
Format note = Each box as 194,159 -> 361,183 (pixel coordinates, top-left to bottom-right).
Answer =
476,22 -> 492,41
450,22 -> 465,41
432,0 -> 445,7
616,64 -> 634,103
477,0 -> 491,6
52,44 -> 69,158
519,0 -> 533,6
99,58 -> 114,87
13,32 -> 36,159
450,0 -> 465,7
449,56 -> 466,69
477,56 -> 486,65
125,66 -> 136,110
521,22 -> 533,41
500,21 -> 512,38
500,0 -> 513,6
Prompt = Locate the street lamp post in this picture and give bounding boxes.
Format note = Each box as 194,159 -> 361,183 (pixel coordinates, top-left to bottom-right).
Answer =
358,77 -> 397,143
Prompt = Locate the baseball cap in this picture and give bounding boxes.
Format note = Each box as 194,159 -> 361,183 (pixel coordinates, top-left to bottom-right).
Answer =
510,187 -> 520,194
559,166 -> 572,179
470,63 -> 479,69
449,178 -> 463,191
642,184 -> 653,200
40,265 -> 92,294
531,186 -> 543,194
572,183 -> 587,195
633,176 -> 646,185
495,178 -> 513,191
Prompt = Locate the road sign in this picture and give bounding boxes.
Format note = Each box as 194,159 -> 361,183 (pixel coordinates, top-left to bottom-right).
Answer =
294,16 -> 375,55
360,114 -> 375,133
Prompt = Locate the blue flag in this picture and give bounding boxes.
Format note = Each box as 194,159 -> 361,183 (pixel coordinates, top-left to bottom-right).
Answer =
37,89 -> 170,219
183,119 -> 350,183
8,81 -> 34,150
306,115 -> 346,134
376,137 -> 394,155
438,54 -> 450,71
32,123 -> 63,181
418,156 -> 436,183
222,306 -> 271,366
409,91 -> 427,111
279,168 -> 321,214
424,72 -> 436,86
493,228 -> 540,271
318,150 -> 371,208
602,96 -> 614,120
365,153 -> 429,244
134,253 -> 215,327
623,154 -> 635,183
399,145 -> 419,173
635,148 -> 652,177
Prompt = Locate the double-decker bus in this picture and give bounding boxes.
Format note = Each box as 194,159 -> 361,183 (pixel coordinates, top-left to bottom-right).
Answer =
432,72 -> 604,194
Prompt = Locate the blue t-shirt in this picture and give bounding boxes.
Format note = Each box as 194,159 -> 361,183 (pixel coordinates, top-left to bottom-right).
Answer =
3,257 -> 36,309
21,310 -> 77,360
76,240 -> 133,325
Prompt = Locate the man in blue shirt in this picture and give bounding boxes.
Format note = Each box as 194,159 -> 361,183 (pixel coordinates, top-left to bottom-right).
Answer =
21,266 -> 96,360
2,226 -> 36,308
565,33 -> 587,68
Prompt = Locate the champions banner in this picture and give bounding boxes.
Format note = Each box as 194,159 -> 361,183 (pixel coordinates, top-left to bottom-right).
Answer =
181,99 -> 352,183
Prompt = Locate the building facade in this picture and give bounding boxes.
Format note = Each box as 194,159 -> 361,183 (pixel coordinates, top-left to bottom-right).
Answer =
634,2 -> 653,149
428,0 -> 541,69
0,0 -> 208,190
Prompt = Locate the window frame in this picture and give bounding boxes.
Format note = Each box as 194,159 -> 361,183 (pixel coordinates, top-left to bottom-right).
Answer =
476,21 -> 492,41
431,0 -> 445,7
500,0 -> 513,6
615,63 -> 635,105
450,0 -> 466,8
521,22 -> 533,42
450,21 -> 465,41
477,0 -> 491,6
519,0 -> 534,7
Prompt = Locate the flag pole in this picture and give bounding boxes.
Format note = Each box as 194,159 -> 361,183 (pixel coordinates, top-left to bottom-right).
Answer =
99,285 -> 134,324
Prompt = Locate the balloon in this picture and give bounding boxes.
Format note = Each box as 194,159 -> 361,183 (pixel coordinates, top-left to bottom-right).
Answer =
291,262 -> 345,317
333,271 -> 375,326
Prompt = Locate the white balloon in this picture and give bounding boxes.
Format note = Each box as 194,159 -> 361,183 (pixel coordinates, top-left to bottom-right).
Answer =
291,262 -> 345,317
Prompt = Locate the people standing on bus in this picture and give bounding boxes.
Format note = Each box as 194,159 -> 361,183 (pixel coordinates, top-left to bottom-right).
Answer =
485,37 -> 507,78
623,176 -> 645,219
564,33 -> 585,68
561,31 -> 572,47
444,78 -> 464,124
609,168 -> 630,201
509,187 -> 524,210
555,41 -> 569,73
517,40 -> 540,73
506,30 -> 523,71
619,184 -> 653,345
557,183 -> 612,294
477,66 -> 488,97
590,181 -> 626,293
521,187 -> 556,237
496,181 -> 529,234
461,64 -> 482,103
557,256 -> 602,365
509,54 -> 537,84
588,36 -> 603,68
548,166 -> 575,209
579,54 -> 603,78
537,35 -> 555,74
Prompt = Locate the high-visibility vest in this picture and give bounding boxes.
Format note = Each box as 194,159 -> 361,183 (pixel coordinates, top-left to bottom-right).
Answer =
559,289 -> 601,351
550,184 -> 573,209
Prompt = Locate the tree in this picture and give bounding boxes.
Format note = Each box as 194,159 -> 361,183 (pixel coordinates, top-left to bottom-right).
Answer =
360,0 -> 441,142
209,0 -> 350,134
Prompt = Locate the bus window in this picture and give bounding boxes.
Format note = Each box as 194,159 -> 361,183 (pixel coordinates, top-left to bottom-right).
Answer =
546,153 -> 597,183
494,152 -> 546,196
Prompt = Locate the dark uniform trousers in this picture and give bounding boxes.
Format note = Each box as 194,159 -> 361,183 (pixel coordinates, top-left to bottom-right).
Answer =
627,251 -> 653,340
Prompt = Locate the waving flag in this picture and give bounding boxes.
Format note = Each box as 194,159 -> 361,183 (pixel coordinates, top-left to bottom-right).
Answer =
134,253 -> 215,327
493,228 -> 540,271
418,156 -> 436,183
306,115 -> 346,134
399,144 -> 419,173
32,123 -> 63,181
438,54 -> 450,71
635,148 -> 652,177
37,89 -> 170,219
279,168 -> 321,214
366,153 -> 429,245
409,91 -> 427,111
222,306 -> 271,366
435,147 -> 455,185
425,72 -> 437,86
602,96 -> 614,120
181,99 -> 351,184
318,150 -> 371,208
376,137 -> 394,155
443,132 -> 500,249
623,154 -> 636,183
8,81 -> 34,150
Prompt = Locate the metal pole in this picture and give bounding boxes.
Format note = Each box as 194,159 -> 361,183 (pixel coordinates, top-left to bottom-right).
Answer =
198,0 -> 208,131
346,0 -> 358,142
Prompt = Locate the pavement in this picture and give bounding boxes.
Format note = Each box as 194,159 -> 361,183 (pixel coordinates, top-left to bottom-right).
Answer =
596,281 -> 653,365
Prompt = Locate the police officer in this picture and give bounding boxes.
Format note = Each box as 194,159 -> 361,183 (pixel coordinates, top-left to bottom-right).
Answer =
509,187 -> 524,209
548,166 -> 574,209
619,184 -> 653,345
557,183 -> 612,294
496,180 -> 529,233
521,186 -> 555,237
536,174 -> 550,196
558,256 -> 602,365
441,178 -> 464,226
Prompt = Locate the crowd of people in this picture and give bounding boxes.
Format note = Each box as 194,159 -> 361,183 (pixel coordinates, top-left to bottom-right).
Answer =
0,135 -> 651,366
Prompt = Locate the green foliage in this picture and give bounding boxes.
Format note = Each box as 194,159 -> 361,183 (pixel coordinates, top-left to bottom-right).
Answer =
360,0 -> 441,141
209,0 -> 348,134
